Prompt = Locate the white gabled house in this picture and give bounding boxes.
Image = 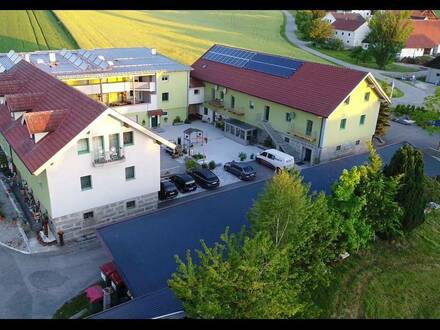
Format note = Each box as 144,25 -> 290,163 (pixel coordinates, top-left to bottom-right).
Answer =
0,59 -> 175,243
324,12 -> 370,48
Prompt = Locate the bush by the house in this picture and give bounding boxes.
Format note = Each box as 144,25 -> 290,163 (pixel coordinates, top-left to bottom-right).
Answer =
173,116 -> 182,125
215,120 -> 225,130
208,160 -> 216,170
263,137 -> 274,148
400,55 -> 434,66
238,152 -> 247,162
185,159 -> 198,171
319,37 -> 344,51
184,118 -> 191,124
192,153 -> 206,161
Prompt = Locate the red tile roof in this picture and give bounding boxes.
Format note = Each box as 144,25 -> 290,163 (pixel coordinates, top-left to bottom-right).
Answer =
23,110 -> 66,135
191,46 -> 368,118
405,20 -> 440,48
0,60 -> 107,174
5,92 -> 44,112
410,10 -> 438,20
0,80 -> 25,95
330,12 -> 366,31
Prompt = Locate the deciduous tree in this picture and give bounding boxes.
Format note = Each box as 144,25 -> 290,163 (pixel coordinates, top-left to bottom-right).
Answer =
375,101 -> 392,137
367,11 -> 413,69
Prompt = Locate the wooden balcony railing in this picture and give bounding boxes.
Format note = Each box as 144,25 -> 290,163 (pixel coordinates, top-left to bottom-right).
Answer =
287,128 -> 317,143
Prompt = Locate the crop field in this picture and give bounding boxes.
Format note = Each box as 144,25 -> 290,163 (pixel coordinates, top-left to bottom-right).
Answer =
54,10 -> 331,65
0,10 -> 78,53
315,211 -> 440,319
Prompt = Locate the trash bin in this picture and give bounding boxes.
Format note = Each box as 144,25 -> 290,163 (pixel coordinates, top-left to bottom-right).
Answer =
85,285 -> 103,314
99,262 -> 116,287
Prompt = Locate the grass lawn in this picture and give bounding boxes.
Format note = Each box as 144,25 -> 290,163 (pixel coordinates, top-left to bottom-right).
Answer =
315,210 -> 440,318
53,10 -> 331,66
0,10 -> 78,52
310,46 -> 419,73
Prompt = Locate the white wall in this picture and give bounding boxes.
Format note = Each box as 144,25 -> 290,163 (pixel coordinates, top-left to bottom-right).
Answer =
334,23 -> 369,48
398,48 -> 425,59
188,87 -> 204,105
115,94 -> 159,115
45,114 -> 160,218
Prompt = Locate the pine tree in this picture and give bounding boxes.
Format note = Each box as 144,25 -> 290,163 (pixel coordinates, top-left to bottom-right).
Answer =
375,101 -> 392,137
383,144 -> 427,230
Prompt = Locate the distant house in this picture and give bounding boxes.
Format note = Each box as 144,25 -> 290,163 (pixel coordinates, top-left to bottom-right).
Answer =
323,12 -> 370,48
410,10 -> 439,20
336,10 -> 372,20
426,56 -> 440,85
398,20 -> 440,59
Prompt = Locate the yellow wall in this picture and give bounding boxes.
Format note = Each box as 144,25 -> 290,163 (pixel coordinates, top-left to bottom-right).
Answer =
322,78 -> 381,147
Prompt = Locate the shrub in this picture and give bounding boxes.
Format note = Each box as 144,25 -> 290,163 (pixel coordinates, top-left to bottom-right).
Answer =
215,120 -> 225,130
192,153 -> 206,161
250,153 -> 255,160
208,160 -> 216,170
320,37 -> 344,50
201,163 -> 208,169
173,116 -> 182,125
184,118 -> 191,124
414,55 -> 434,66
238,152 -> 247,162
185,159 -> 198,171
263,137 -> 274,148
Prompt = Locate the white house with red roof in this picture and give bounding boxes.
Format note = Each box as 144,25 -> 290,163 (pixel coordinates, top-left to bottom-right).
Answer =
398,20 -> 440,59
0,60 -> 175,243
323,12 -> 370,48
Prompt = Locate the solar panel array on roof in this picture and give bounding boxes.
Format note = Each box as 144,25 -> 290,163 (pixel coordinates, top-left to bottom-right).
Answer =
203,45 -> 304,78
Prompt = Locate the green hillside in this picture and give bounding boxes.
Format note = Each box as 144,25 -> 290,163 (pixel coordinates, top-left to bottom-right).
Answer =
0,10 -> 78,53
54,10 -> 331,65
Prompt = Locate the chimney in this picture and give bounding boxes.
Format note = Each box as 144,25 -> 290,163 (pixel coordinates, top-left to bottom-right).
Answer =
151,48 -> 157,55
49,52 -> 56,63
24,54 -> 30,62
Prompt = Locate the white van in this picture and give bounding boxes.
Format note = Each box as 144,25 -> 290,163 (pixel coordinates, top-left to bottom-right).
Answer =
256,149 -> 295,171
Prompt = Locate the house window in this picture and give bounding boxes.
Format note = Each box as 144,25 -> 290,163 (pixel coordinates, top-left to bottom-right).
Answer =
220,91 -> 224,100
344,96 -> 350,104
355,140 -> 360,145
211,88 -> 215,100
83,211 -> 94,220
284,137 -> 290,143
125,166 -> 135,180
161,75 -> 169,81
203,107 -> 208,115
123,131 -> 134,146
285,112 -> 292,122
129,90 -> 134,97
126,200 -> 136,209
77,138 -> 89,155
360,115 -> 366,126
347,40 -> 349,43
80,175 -> 92,190
348,33 -> 351,36
336,145 -> 341,151
364,92 -> 370,101
162,92 -> 169,102
249,100 -> 254,110
230,95 -> 235,108
340,118 -> 347,129
306,120 -> 313,136
194,89 -> 199,95
342,32 -> 345,35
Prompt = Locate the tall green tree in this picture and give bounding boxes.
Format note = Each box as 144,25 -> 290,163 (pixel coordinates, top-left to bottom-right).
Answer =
168,229 -> 306,319
350,46 -> 371,64
248,170 -> 341,297
330,166 -> 373,252
295,11 -> 313,39
424,87 -> 440,113
367,10 -> 413,69
383,144 -> 427,230
357,143 -> 404,240
375,101 -> 392,137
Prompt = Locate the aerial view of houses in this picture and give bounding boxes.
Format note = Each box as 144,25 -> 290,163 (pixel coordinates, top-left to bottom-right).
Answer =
0,7 -> 439,320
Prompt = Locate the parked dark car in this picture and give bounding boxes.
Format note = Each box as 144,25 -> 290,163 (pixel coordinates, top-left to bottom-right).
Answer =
170,173 -> 198,193
158,179 -> 179,200
188,168 -> 220,189
223,161 -> 256,181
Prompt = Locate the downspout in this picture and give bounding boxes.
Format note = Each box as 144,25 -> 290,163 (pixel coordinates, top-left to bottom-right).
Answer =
99,78 -> 103,102
317,117 -> 326,162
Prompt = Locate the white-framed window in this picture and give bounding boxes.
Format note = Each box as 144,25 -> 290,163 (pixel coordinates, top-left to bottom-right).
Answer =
80,175 -> 92,191
77,138 -> 89,155
125,166 -> 135,180
194,89 -> 199,95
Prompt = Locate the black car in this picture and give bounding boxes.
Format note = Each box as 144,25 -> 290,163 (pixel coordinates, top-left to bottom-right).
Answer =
223,161 -> 256,181
170,173 -> 197,193
188,168 -> 220,189
158,179 -> 179,200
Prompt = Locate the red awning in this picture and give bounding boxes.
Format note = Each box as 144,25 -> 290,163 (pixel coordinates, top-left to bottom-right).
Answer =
147,109 -> 164,117
100,262 -> 117,277
110,271 -> 124,286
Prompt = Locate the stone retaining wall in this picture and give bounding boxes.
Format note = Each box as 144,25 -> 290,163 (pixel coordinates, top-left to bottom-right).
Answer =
49,192 -> 158,243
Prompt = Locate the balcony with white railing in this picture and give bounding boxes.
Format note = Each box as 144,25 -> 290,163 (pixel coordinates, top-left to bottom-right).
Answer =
92,147 -> 125,166
112,94 -> 159,115
133,81 -> 156,92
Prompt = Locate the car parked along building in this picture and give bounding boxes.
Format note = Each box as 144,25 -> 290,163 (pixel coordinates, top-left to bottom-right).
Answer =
191,44 -> 391,165
0,60 -> 175,243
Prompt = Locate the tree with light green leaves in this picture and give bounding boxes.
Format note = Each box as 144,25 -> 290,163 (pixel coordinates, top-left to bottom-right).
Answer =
168,228 -> 306,319
367,10 -> 413,69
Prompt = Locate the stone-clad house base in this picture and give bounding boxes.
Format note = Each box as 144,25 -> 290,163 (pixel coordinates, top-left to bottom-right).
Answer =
49,192 -> 158,243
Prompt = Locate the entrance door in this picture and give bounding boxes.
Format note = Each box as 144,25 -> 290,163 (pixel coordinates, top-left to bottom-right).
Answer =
303,147 -> 312,162
264,106 -> 270,121
151,115 -> 158,128
93,136 -> 105,160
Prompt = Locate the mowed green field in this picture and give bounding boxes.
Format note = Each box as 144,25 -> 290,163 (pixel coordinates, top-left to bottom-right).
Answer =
0,10 -> 78,53
315,211 -> 440,319
54,10 -> 331,65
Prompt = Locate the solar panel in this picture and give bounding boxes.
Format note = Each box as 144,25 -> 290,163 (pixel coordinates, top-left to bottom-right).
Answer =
88,54 -> 97,62
252,53 -> 303,70
60,49 -> 67,56
13,57 -> 21,64
245,60 -> 295,78
0,65 -> 5,73
74,58 -> 83,67
83,51 -> 93,59
64,52 -> 73,60
79,62 -> 88,70
78,49 -> 86,56
93,57 -> 102,66
69,54 -> 78,63
99,61 -> 109,69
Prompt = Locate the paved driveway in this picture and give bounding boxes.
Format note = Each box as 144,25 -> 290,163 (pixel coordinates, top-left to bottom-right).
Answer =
0,245 -> 107,318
